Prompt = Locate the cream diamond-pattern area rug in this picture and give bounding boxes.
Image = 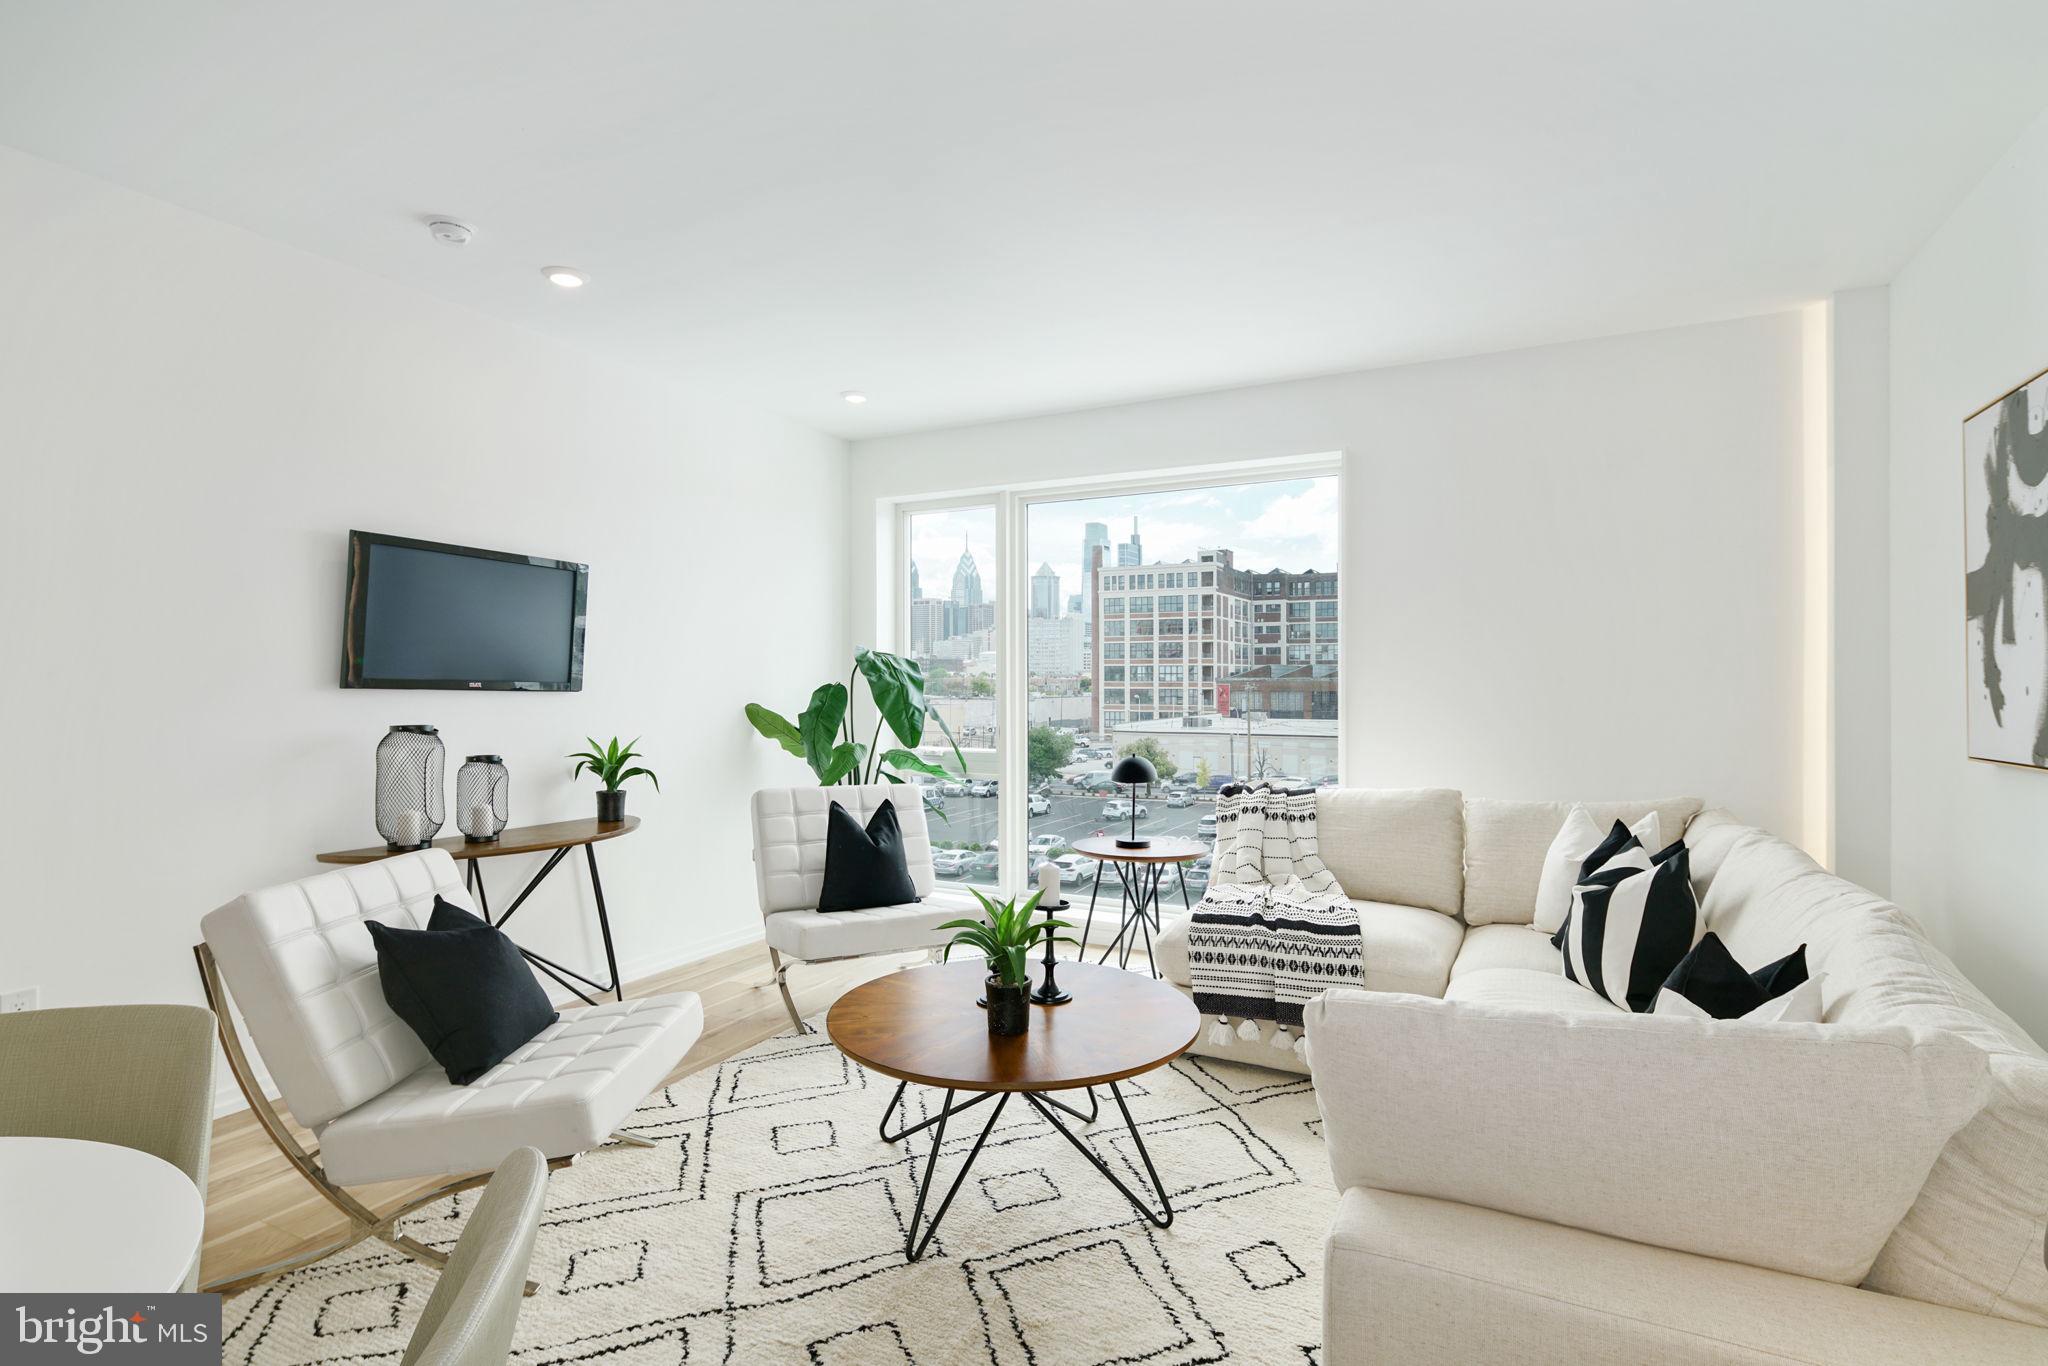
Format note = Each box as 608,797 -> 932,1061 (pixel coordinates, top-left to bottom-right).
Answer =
222,1021 -> 1333,1364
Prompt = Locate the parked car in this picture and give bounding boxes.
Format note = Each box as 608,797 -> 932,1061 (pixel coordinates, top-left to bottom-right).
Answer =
1053,854 -> 1094,887
1181,862 -> 1210,895
1205,773 -> 1237,792
1027,833 -> 1062,854
1166,788 -> 1195,808
969,779 -> 996,798
1027,792 -> 1051,816
965,849 -> 1000,880
932,849 -> 973,877
1198,813 -> 1218,836
941,780 -> 969,797
1102,798 -> 1149,820
1314,774 -> 1341,789
921,785 -> 947,808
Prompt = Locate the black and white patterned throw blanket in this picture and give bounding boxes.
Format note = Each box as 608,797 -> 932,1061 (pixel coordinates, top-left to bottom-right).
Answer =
1187,784 -> 1361,1059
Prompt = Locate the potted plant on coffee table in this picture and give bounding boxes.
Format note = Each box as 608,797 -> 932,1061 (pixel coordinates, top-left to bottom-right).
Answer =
568,736 -> 658,822
940,889 -> 1075,1037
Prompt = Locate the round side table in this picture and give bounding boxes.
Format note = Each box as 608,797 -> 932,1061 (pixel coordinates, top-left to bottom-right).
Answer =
1069,834 -> 1209,975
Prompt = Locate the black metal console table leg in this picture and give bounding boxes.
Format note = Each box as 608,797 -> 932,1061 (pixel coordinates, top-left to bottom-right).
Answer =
1096,861 -> 1165,977
473,846 -> 626,1006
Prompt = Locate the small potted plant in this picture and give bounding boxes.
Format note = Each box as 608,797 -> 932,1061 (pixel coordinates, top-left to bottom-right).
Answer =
568,736 -> 658,822
940,889 -> 1075,1037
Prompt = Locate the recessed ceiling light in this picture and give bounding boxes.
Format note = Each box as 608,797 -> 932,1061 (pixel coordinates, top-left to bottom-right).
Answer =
841,391 -> 868,404
543,267 -> 588,288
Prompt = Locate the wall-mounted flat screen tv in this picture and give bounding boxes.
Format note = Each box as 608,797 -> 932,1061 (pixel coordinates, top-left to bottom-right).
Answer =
341,531 -> 586,690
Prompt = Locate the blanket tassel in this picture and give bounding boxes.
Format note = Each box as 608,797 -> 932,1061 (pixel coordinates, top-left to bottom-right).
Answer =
1206,1016 -> 1235,1047
1269,1025 -> 1294,1051
1235,1018 -> 1262,1042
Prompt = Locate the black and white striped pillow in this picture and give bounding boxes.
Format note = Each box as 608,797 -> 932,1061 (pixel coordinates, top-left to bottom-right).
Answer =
1551,821 -> 1699,1012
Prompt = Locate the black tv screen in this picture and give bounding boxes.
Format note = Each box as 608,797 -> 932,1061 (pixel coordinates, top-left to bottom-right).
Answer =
342,531 -> 586,690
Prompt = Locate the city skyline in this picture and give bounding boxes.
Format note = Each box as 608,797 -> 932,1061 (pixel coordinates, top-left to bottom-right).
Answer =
906,476 -> 1339,616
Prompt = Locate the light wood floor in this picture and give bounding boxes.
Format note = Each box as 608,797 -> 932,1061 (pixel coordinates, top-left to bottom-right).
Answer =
201,940 -> 940,1288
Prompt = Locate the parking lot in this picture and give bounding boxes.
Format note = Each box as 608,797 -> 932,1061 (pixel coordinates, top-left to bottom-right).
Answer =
926,789 -> 1214,851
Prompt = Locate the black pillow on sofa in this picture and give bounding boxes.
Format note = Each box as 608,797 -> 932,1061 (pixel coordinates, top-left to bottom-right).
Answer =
366,895 -> 559,1085
1660,931 -> 1809,1020
817,799 -> 920,913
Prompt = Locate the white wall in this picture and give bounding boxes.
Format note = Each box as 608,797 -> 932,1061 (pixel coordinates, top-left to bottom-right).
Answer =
0,146 -> 850,1093
1887,105 -> 2048,1044
852,313 -> 1816,847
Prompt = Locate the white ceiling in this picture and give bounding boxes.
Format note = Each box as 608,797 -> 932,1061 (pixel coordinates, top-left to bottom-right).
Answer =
3,2 -> 2044,439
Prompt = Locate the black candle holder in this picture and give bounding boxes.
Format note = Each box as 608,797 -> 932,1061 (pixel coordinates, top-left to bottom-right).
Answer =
1032,883 -> 1073,1006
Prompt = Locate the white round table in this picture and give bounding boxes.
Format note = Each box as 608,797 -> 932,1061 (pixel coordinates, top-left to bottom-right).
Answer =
0,1136 -> 205,1292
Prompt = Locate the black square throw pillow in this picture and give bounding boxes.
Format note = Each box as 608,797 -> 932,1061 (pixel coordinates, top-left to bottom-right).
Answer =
1661,931 -> 1809,1019
367,894 -> 559,1085
816,799 -> 920,913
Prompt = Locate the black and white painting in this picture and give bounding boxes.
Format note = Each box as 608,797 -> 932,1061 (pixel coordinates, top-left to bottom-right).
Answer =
1965,367 -> 2048,767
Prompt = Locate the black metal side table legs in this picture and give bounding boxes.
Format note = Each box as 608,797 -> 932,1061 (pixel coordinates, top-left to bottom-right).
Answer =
465,846 -> 625,1005
883,1079 -> 1170,1262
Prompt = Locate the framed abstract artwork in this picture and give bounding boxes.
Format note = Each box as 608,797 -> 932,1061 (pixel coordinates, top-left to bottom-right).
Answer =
1965,365 -> 2048,767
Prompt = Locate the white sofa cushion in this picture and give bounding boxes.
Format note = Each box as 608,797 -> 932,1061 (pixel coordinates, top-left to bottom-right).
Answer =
1152,900 -> 1459,999
1305,988 -> 1991,1285
319,993 -> 704,1185
1450,923 -> 1563,979
202,850 -> 462,1129
1314,787 -> 1464,917
1325,1188 -> 2048,1366
1462,796 -> 1703,926
1443,967 -> 1621,1014
763,885 -> 982,961
752,785 -> 936,915
1701,826 -> 2048,1327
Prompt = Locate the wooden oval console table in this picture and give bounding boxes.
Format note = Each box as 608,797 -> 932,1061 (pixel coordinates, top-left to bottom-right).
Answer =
316,816 -> 639,1004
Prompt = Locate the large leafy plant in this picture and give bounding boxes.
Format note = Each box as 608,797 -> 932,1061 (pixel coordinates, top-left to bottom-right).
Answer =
940,888 -> 1075,987
745,648 -> 967,790
567,736 -> 659,792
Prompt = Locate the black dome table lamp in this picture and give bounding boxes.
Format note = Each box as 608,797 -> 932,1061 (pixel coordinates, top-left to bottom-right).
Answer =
1112,754 -> 1158,849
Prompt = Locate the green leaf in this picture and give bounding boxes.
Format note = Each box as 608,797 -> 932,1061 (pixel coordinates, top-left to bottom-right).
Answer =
617,765 -> 660,792
797,683 -> 850,783
817,742 -> 860,786
856,648 -> 929,749
923,704 -> 969,779
745,704 -> 806,758
878,748 -> 952,781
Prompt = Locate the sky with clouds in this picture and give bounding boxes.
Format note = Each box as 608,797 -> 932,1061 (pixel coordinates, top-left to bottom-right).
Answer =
907,476 -> 1339,610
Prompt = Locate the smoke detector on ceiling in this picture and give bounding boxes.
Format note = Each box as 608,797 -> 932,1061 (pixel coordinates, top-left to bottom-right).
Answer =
426,218 -> 475,248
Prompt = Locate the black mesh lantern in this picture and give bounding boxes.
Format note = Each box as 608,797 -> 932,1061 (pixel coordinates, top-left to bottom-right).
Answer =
376,724 -> 445,850
456,755 -> 510,843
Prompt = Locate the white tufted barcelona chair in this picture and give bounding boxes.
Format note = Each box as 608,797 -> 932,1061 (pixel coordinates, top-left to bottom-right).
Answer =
749,785 -> 982,1032
195,849 -> 703,1294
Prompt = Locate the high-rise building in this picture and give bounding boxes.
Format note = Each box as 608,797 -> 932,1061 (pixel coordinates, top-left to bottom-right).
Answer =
950,536 -> 984,609
1079,522 -> 1109,611
1067,592 -> 1083,615
1030,562 -> 1060,618
908,597 -> 947,654
1116,516 -> 1143,567
1028,613 -> 1084,676
909,558 -> 922,602
1089,546 -> 1338,732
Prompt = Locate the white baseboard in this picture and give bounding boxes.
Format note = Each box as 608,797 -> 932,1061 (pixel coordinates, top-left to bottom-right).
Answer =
210,927 -> 772,1120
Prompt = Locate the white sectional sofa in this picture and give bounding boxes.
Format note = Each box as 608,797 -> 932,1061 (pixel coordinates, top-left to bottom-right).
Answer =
1151,788 -> 2048,1363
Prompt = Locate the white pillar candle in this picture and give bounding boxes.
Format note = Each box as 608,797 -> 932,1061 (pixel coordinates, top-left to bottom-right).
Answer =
1037,859 -> 1063,908
468,804 -> 494,835
395,809 -> 428,845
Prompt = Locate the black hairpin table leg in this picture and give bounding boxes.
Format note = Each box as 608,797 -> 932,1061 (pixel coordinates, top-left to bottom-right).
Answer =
1022,1081 -> 1173,1228
901,1089 -> 1012,1262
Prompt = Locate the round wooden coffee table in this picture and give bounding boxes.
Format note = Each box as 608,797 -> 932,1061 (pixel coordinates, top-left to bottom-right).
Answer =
1071,834 -> 1209,975
827,959 -> 1200,1260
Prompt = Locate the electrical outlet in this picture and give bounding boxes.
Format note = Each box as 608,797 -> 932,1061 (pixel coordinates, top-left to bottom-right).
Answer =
0,987 -> 38,1013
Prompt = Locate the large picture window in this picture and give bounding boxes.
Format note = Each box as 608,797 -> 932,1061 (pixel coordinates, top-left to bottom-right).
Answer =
896,465 -> 1339,914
